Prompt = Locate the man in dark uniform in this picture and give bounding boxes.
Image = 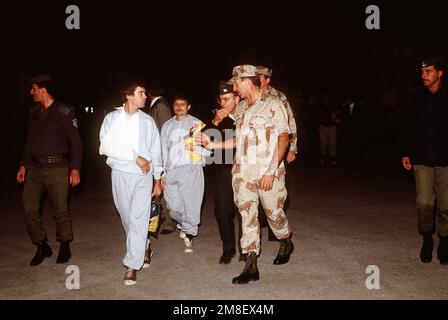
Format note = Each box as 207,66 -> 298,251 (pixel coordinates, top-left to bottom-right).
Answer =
209,81 -> 240,264
16,74 -> 83,266
402,55 -> 448,265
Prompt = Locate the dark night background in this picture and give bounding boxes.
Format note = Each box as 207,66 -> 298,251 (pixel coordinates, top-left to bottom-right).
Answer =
1,0 -> 447,191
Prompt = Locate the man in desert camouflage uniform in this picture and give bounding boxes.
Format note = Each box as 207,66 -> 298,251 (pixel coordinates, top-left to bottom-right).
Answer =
256,66 -> 298,242
257,66 -> 298,163
199,65 -> 294,284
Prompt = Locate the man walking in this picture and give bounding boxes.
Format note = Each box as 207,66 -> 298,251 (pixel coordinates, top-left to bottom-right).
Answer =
16,74 -> 82,266
402,55 -> 448,265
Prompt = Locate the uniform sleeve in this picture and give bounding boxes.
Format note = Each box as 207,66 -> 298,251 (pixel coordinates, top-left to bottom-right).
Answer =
281,93 -> 298,153
270,100 -> 289,135
64,108 -> 83,171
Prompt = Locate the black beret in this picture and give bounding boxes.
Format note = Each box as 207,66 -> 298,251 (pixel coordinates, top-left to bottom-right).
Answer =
219,80 -> 234,95
420,55 -> 444,68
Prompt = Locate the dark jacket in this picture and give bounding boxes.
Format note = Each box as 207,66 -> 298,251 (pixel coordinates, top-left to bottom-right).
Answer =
21,101 -> 83,170
146,97 -> 172,133
209,115 -> 235,170
402,86 -> 448,166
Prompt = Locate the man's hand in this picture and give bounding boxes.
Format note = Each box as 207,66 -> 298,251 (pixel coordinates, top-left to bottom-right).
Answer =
195,132 -> 213,149
212,107 -> 231,126
136,156 -> 151,175
16,166 -> 26,183
70,169 -> 81,187
286,151 -> 296,164
161,177 -> 167,191
402,156 -> 412,171
152,180 -> 162,197
260,174 -> 275,191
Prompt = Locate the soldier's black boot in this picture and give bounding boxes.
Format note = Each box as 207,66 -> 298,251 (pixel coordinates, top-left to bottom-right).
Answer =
30,241 -> 53,266
232,252 -> 259,284
437,236 -> 448,265
56,241 -> 71,264
268,227 -> 278,242
420,232 -> 434,263
273,234 -> 294,265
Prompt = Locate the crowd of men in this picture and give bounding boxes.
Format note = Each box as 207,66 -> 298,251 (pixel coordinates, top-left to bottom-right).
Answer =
16,55 -> 448,286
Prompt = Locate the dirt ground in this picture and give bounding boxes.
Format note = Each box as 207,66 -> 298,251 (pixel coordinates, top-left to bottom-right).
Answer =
1,160 -> 447,300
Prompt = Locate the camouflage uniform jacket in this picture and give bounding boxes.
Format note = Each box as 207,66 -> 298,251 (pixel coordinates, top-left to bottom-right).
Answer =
232,91 -> 289,180
265,86 -> 298,153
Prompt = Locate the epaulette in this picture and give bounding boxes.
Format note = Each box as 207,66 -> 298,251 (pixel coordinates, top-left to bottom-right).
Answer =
58,104 -> 73,116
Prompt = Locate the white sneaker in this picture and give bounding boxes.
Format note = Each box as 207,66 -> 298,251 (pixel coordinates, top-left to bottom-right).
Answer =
184,237 -> 193,253
176,224 -> 182,230
179,231 -> 186,240
124,268 -> 137,286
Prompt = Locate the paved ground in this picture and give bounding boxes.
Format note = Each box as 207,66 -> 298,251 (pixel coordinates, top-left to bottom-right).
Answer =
1,160 -> 447,300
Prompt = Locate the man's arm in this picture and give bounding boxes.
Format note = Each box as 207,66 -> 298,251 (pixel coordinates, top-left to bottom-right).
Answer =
64,107 -> 83,172
197,133 -> 236,150
64,107 -> 83,186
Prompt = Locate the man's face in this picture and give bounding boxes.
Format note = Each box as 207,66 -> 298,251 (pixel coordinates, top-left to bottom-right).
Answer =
219,92 -> 238,111
173,99 -> 191,116
233,78 -> 249,99
127,86 -> 147,108
421,66 -> 443,87
30,84 -> 44,103
259,75 -> 270,90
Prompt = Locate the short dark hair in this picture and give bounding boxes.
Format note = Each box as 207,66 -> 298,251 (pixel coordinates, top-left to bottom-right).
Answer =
173,93 -> 190,105
242,76 -> 261,87
149,87 -> 164,97
29,74 -> 56,96
119,81 -> 145,103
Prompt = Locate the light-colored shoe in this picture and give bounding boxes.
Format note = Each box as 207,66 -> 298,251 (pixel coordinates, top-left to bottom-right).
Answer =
142,248 -> 154,269
176,223 -> 182,230
179,231 -> 186,240
184,237 -> 193,253
124,268 -> 137,286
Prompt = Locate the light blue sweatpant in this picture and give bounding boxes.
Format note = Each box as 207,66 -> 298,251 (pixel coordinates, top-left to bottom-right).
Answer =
112,170 -> 153,270
163,165 -> 204,236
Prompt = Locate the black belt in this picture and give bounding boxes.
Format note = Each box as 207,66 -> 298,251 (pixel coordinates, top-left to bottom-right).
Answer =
31,153 -> 69,165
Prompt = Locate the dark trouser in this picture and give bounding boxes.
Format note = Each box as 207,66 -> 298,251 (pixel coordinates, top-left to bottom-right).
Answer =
22,167 -> 73,244
414,165 -> 448,237
159,197 -> 176,231
214,166 -> 238,253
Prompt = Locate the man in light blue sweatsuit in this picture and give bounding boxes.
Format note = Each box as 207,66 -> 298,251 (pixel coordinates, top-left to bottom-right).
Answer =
99,82 -> 163,285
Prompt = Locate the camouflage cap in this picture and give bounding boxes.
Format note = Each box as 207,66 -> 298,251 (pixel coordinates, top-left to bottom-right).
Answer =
228,65 -> 258,84
256,66 -> 272,77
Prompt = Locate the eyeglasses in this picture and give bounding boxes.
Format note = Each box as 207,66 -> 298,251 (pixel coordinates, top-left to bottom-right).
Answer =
217,97 -> 233,104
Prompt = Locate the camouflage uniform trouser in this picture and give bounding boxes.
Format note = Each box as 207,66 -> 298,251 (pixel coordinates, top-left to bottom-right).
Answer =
232,168 -> 292,255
